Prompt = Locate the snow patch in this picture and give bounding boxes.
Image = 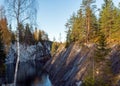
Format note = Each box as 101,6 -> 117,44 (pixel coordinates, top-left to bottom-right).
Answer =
6,42 -> 51,64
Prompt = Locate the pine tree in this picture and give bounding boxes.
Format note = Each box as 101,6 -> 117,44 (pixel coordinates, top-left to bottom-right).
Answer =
51,37 -> 59,56
19,23 -> 25,43
0,27 -> 6,76
111,7 -> 120,43
99,0 -> 114,43
77,9 -> 86,42
66,13 -> 76,42
24,23 -> 34,45
90,13 -> 99,42
11,32 -> 16,44
65,0 -> 98,44
38,30 -> 42,42
65,22 -> 72,47
94,32 -> 109,62
82,0 -> 96,43
70,9 -> 85,42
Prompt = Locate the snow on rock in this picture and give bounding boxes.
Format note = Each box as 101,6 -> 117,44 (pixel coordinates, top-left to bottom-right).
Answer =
6,42 -> 51,64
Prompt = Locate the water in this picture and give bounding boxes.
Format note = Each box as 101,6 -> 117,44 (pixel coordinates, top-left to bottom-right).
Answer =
5,61 -> 52,86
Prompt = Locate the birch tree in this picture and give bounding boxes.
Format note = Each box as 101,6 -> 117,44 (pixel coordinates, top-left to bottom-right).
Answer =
5,0 -> 38,85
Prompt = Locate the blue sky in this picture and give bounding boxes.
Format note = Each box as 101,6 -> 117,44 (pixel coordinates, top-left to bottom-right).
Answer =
0,0 -> 119,42
37,0 -> 119,42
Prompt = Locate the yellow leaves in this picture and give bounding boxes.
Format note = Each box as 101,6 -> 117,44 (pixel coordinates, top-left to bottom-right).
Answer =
0,18 -> 11,46
34,29 -> 40,41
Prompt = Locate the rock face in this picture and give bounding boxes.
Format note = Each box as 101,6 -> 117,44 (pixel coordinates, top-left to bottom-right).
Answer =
6,42 -> 51,64
110,45 -> 120,74
4,41 -> 52,85
45,43 -> 95,86
110,45 -> 120,85
45,43 -> 120,86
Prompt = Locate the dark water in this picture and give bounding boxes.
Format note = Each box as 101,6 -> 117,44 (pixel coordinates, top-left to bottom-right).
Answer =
5,61 -> 51,86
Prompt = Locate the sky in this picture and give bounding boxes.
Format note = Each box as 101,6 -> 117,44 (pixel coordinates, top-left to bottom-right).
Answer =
37,0 -> 119,42
0,0 -> 119,42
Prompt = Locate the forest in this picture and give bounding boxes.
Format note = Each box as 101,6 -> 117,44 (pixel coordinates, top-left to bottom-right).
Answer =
65,0 -> 120,46
0,0 -> 120,86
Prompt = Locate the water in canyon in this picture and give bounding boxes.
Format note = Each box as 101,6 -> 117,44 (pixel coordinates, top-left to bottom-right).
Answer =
4,61 -> 52,86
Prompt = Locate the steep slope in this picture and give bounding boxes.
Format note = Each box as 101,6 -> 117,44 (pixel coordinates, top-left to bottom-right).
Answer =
109,45 -> 120,85
110,45 -> 120,74
45,43 -> 120,86
45,43 -> 95,86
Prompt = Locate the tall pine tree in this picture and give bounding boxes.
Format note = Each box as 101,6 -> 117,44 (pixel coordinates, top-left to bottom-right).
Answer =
99,0 -> 114,43
82,0 -> 97,43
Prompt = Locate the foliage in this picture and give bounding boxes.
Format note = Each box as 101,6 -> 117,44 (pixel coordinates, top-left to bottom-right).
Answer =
34,28 -> 49,43
51,38 -> 60,56
94,32 -> 109,62
65,27 -> 71,48
65,0 -> 120,46
19,23 -> 25,43
0,18 -> 11,46
65,0 -> 99,46
99,0 -> 120,43
83,76 -> 95,86
93,32 -> 112,86
24,24 -> 34,45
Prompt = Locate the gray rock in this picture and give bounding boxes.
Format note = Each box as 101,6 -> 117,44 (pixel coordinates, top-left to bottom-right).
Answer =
6,42 -> 51,64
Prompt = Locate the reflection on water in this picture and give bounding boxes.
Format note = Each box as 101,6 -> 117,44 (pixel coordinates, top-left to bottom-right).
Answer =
6,61 -> 52,86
